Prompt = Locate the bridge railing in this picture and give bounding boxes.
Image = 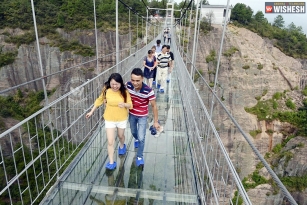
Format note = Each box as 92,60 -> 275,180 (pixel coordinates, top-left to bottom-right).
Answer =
172,33 -> 252,204
175,28 -> 298,204
0,39 -> 155,204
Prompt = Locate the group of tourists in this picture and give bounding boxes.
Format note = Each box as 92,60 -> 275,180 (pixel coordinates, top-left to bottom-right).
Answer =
144,39 -> 174,93
86,34 -> 174,170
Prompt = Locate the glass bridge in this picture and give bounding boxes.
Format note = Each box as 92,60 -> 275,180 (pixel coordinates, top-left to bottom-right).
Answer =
0,1 -> 299,205
42,71 -> 199,205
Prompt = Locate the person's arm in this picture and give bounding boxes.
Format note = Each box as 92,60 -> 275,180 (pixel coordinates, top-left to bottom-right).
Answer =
143,56 -> 148,68
126,92 -> 133,109
168,55 -> 173,73
171,53 -> 175,68
118,102 -> 132,109
86,88 -> 106,118
150,99 -> 160,129
118,91 -> 133,109
86,105 -> 98,119
153,56 -> 157,68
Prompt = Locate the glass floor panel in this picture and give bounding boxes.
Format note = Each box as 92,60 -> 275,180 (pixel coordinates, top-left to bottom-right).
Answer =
42,71 -> 199,205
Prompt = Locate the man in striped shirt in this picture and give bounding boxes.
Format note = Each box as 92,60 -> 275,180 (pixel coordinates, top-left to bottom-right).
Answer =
126,68 -> 160,166
156,45 -> 172,93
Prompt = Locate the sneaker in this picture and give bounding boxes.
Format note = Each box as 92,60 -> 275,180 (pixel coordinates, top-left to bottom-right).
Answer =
166,79 -> 170,83
118,144 -> 126,155
134,140 -> 139,148
159,88 -> 164,93
157,84 -> 161,89
152,81 -> 156,86
136,157 -> 144,166
106,162 -> 117,170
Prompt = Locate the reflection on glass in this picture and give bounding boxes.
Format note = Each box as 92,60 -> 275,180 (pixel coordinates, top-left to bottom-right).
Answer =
90,155 -> 126,205
127,154 -> 144,204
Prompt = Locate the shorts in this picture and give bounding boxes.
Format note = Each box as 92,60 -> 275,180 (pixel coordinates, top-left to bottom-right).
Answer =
105,120 -> 127,129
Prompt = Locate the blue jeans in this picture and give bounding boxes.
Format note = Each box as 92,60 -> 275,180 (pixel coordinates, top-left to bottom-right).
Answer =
129,113 -> 148,158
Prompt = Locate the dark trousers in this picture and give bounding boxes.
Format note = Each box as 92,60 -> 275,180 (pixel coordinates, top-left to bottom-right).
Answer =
153,67 -> 157,81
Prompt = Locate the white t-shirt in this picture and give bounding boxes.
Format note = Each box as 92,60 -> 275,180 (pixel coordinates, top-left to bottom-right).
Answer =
155,44 -> 162,53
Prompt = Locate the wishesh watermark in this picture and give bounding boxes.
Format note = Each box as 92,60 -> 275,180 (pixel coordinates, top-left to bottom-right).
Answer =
265,2 -> 306,13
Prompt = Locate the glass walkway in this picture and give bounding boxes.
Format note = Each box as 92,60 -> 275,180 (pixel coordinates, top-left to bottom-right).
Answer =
42,71 -> 199,205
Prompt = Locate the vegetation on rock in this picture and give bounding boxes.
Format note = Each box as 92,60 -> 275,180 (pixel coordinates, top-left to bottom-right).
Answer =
245,92 -> 307,136
231,3 -> 307,59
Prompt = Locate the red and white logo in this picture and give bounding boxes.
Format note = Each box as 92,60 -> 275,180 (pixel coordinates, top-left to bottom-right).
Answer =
265,5 -> 273,13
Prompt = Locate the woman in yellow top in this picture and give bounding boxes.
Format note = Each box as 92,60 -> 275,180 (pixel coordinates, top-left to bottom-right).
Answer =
86,73 -> 132,170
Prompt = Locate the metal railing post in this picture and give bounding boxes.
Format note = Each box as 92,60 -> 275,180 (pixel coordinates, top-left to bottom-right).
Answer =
116,0 -> 119,72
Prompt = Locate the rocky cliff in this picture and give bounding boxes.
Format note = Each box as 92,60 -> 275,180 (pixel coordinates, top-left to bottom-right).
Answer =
195,25 -> 307,204
0,28 -> 131,96
0,28 -> 134,151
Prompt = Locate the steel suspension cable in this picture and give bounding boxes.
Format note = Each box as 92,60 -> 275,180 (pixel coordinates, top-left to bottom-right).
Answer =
174,0 -> 193,27
30,0 -> 48,105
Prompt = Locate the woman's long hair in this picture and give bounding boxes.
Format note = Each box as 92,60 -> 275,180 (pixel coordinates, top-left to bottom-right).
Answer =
102,73 -> 127,102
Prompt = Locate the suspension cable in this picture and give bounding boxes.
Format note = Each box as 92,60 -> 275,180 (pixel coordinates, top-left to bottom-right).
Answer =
118,0 -> 158,26
174,0 -> 193,27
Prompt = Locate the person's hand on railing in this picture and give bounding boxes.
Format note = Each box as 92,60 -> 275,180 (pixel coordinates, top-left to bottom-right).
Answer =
86,112 -> 93,119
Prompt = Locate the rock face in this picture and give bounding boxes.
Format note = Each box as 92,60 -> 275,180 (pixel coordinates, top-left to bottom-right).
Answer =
275,136 -> 307,177
193,25 -> 307,204
0,28 -> 135,152
0,29 -> 131,96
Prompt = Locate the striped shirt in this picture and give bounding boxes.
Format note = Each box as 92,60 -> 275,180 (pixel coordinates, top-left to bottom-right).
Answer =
126,82 -> 156,116
157,52 -> 171,69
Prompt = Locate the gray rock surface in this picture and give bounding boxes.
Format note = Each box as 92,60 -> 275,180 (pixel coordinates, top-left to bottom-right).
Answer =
193,25 -> 307,204
0,29 -> 131,95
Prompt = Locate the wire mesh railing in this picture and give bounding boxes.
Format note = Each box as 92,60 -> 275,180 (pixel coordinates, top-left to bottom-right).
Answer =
172,32 -> 252,204
175,25 -> 298,204
0,39 -> 155,204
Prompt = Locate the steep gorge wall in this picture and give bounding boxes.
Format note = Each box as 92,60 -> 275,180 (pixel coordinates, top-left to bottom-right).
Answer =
0,29 -> 133,153
0,29 -> 131,95
195,25 -> 307,204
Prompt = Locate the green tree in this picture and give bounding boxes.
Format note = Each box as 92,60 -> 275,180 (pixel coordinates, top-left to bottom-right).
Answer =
254,11 -> 265,22
287,22 -> 303,33
273,15 -> 284,28
0,46 -> 17,67
230,3 -> 253,24
0,0 -> 33,29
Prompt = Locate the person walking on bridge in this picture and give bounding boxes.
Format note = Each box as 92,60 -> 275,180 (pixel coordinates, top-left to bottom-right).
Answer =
156,45 -> 172,93
166,45 -> 174,83
86,73 -> 132,170
167,32 -> 171,44
155,39 -> 162,53
151,45 -> 158,86
126,68 -> 160,167
143,49 -> 157,88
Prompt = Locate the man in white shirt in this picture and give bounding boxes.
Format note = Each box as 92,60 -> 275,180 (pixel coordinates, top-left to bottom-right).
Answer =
155,40 -> 162,53
156,45 -> 172,93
